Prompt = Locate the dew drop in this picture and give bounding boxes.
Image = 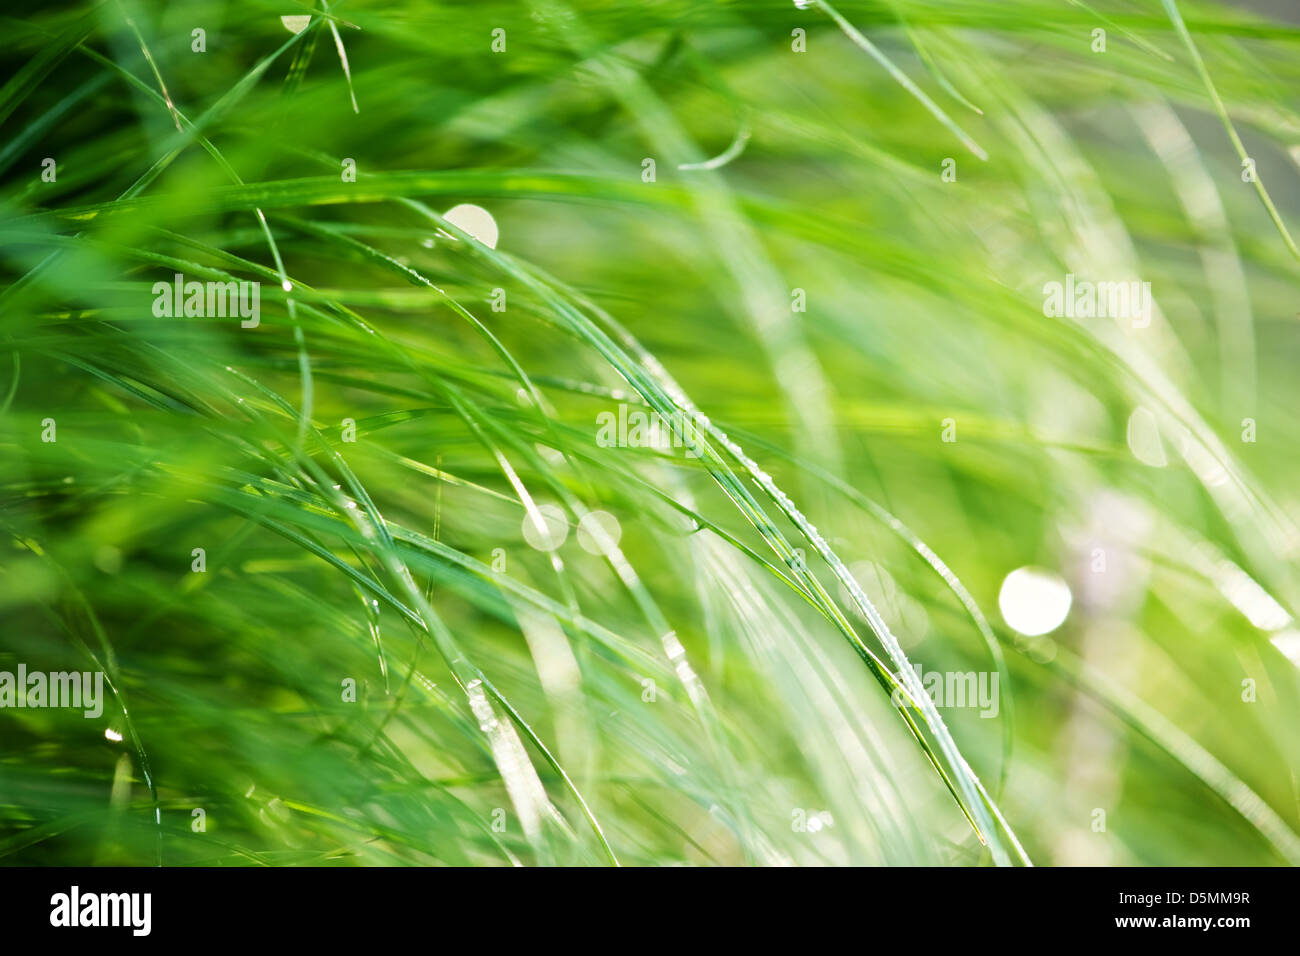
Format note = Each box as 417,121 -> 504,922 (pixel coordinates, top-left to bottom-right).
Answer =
442,203 -> 499,249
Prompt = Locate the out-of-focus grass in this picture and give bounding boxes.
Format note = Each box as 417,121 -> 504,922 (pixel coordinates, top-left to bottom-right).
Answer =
1,0 -> 1299,866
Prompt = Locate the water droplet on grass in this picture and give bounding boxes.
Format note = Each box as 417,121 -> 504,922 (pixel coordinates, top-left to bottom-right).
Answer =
1126,407 -> 1167,467
442,203 -> 499,249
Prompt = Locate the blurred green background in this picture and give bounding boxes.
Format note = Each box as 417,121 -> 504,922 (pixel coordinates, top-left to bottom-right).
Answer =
2,0 -> 1299,866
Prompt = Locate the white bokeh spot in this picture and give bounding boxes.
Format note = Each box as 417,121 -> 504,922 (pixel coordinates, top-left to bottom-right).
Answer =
522,503 -> 568,552
999,566 -> 1072,637
577,510 -> 622,555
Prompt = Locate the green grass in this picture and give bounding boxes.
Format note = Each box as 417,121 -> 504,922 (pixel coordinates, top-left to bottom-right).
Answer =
2,0 -> 1300,866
